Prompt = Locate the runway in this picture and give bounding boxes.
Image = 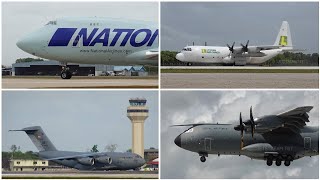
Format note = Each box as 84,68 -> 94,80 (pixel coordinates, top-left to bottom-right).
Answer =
161,66 -> 319,70
2,76 -> 158,89
161,73 -> 319,88
2,170 -> 158,179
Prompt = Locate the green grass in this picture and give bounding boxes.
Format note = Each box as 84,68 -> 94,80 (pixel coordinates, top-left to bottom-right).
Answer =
161,69 -> 319,73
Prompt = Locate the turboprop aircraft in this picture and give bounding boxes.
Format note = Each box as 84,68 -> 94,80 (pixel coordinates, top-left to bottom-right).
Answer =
16,17 -> 158,79
173,106 -> 319,166
176,21 -> 298,66
10,126 -> 145,170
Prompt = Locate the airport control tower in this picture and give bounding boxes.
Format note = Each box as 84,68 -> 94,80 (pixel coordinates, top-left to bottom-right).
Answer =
127,98 -> 149,157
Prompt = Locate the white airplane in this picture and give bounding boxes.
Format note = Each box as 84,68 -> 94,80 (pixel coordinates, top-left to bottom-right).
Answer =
176,21 -> 297,66
16,17 -> 158,79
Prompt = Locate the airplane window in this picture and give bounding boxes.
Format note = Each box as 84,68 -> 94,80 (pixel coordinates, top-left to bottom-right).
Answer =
45,21 -> 57,25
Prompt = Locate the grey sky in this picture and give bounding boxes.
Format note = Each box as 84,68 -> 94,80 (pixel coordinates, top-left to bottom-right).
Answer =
3,91 -> 158,153
161,2 -> 319,54
2,2 -> 158,66
161,90 -> 319,179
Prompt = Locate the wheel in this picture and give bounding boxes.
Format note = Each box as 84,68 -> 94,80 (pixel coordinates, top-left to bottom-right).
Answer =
61,71 -> 72,79
187,62 -> 192,66
284,160 -> 290,166
275,159 -> 281,166
200,156 -> 206,162
266,159 -> 272,166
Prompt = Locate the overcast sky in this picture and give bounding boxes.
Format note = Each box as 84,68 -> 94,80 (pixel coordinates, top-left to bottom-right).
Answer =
161,90 -> 319,179
2,2 -> 158,66
161,2 -> 319,54
3,91 -> 158,153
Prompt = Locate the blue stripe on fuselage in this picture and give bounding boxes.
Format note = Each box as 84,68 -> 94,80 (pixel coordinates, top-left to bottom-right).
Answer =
48,28 -> 77,46
48,28 -> 158,47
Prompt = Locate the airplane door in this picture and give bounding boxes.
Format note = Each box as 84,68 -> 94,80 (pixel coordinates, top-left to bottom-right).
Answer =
304,137 -> 311,149
204,138 -> 211,151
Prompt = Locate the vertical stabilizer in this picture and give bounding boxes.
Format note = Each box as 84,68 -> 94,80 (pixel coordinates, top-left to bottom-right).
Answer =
10,126 -> 57,151
274,21 -> 293,49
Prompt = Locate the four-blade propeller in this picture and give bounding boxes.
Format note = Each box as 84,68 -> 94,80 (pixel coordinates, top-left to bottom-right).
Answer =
234,106 -> 256,149
240,40 -> 250,53
227,42 -> 235,53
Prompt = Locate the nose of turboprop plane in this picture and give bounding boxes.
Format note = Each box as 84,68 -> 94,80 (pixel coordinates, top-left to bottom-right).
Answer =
175,53 -> 185,61
174,134 -> 182,147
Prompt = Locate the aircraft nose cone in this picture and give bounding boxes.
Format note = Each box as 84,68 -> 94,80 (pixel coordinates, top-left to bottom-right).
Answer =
176,53 -> 185,61
16,34 -> 39,55
174,134 -> 181,147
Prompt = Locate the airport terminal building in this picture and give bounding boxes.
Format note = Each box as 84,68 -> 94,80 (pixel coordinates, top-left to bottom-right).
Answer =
11,60 -> 148,76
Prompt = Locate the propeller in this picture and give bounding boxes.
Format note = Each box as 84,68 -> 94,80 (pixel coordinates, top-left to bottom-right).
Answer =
227,42 -> 235,53
249,106 -> 255,137
234,112 -> 245,149
240,40 -> 249,52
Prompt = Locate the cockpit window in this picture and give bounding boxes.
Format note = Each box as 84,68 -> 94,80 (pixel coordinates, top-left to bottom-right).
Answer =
46,21 -> 57,25
182,48 -> 192,51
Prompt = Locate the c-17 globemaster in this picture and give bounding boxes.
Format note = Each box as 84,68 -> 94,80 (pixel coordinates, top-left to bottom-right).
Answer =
10,126 -> 145,170
173,106 -> 318,166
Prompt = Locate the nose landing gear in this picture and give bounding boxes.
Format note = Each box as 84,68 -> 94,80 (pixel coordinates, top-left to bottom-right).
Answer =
199,152 -> 208,163
60,63 -> 72,79
200,156 -> 206,162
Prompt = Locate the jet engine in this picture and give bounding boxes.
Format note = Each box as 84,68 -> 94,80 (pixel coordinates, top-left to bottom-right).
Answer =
95,156 -> 112,164
77,157 -> 95,166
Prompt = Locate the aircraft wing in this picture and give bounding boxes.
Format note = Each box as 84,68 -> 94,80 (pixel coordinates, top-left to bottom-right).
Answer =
257,106 -> 313,134
44,152 -> 108,161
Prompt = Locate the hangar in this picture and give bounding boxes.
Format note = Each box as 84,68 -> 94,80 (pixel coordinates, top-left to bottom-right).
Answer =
11,60 -> 148,76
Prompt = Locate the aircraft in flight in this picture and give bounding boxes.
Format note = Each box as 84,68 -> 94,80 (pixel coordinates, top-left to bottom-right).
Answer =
16,17 -> 158,79
10,126 -> 146,170
175,21 -> 298,66
173,106 -> 319,166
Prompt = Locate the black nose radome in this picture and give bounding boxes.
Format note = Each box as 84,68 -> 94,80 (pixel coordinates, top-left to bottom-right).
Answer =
174,134 -> 181,147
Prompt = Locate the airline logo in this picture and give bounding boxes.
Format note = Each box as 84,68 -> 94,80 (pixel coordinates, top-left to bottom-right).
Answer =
201,49 -> 220,54
279,36 -> 287,46
48,28 -> 158,47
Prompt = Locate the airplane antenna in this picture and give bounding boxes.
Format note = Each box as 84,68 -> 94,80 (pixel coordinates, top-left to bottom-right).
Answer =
205,42 -> 207,46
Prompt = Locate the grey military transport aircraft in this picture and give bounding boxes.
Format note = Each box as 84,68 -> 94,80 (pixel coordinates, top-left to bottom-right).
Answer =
10,126 -> 145,170
173,106 -> 319,166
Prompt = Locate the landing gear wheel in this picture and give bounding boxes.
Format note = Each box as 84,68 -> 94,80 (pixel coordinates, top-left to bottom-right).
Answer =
284,160 -> 290,166
187,62 -> 192,66
61,71 -> 72,79
266,159 -> 273,166
275,159 -> 281,166
200,156 -> 206,162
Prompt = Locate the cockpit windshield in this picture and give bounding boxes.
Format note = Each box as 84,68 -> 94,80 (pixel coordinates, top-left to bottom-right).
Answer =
46,20 -> 57,25
182,47 -> 192,51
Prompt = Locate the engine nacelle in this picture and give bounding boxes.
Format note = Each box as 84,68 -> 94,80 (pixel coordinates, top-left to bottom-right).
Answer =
95,156 -> 112,164
77,157 -> 95,166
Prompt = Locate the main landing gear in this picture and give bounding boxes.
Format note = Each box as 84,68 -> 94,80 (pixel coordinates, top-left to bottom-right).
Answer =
60,64 -> 72,79
266,154 -> 293,167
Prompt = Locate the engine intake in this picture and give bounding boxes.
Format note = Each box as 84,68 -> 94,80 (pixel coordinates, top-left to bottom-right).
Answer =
95,156 -> 112,164
77,157 -> 95,166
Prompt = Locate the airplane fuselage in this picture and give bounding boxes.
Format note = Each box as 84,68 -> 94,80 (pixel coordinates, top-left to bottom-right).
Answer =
176,46 -> 282,65
175,124 -> 319,160
38,151 -> 145,170
16,17 -> 159,66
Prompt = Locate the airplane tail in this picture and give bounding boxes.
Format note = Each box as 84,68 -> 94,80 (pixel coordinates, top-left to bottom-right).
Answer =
273,21 -> 293,50
10,126 -> 57,152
